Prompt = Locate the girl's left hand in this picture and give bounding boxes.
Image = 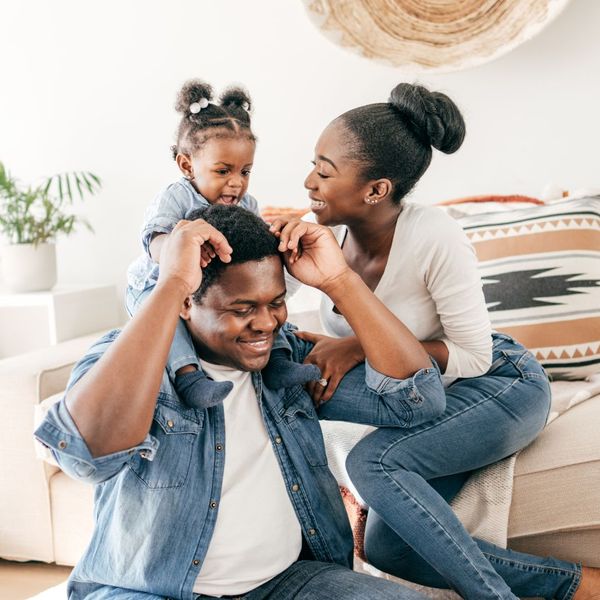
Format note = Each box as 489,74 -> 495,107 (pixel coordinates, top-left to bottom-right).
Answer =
278,220 -> 350,291
295,331 -> 365,406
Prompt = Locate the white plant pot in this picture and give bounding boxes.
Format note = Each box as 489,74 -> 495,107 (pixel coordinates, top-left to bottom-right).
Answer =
1,242 -> 57,292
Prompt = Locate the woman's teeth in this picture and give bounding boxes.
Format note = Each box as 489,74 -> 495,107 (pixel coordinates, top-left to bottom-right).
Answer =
311,200 -> 326,210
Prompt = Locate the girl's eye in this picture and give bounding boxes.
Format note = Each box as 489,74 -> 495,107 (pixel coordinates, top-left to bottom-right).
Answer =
216,169 -> 229,175
242,169 -> 251,177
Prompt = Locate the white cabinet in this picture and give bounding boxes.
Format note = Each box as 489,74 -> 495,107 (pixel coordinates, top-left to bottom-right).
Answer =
0,285 -> 122,358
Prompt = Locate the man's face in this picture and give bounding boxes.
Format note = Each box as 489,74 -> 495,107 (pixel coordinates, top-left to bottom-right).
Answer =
182,256 -> 287,372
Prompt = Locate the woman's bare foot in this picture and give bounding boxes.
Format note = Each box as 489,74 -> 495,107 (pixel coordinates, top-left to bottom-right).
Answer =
574,567 -> 600,600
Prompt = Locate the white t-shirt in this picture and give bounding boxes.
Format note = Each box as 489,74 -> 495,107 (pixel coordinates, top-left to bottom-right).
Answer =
193,361 -> 302,596
319,203 -> 492,380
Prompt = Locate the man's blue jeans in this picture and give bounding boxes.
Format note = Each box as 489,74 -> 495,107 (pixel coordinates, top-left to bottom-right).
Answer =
194,560 -> 428,599
346,333 -> 582,600
72,560 -> 429,599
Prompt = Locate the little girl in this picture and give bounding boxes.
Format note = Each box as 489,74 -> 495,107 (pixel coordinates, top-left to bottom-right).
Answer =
126,79 -> 316,408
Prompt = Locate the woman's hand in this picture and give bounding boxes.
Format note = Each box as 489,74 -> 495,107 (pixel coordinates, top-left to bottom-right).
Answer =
158,219 -> 232,296
277,220 -> 350,291
296,332 -> 365,407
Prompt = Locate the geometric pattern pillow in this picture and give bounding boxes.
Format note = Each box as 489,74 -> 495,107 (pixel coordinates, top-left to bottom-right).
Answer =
456,196 -> 600,380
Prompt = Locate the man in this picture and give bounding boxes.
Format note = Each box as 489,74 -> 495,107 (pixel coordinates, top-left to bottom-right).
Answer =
35,205 -> 443,599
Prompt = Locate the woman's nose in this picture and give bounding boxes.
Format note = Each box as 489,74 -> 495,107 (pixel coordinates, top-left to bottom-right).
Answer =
304,170 -> 316,190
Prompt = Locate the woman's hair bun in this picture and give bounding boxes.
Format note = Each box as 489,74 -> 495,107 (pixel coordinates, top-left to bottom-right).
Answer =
219,86 -> 252,112
175,79 -> 214,114
388,83 -> 465,154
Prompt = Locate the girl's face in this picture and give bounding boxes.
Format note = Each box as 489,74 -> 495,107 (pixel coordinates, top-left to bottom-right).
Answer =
304,122 -> 374,227
185,135 -> 256,205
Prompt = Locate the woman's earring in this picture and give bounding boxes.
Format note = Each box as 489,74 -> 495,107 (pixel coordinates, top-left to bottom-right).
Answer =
365,198 -> 378,205
185,173 -> 195,181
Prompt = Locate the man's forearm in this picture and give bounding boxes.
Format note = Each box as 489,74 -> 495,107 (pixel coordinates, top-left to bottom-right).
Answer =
66,278 -> 188,457
322,271 -> 431,379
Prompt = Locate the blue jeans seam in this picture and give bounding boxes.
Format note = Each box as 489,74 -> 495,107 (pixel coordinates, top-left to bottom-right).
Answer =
378,462 -> 509,600
484,551 -> 581,577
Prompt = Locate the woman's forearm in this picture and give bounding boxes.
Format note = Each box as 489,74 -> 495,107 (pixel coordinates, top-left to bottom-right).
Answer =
322,270 -> 431,379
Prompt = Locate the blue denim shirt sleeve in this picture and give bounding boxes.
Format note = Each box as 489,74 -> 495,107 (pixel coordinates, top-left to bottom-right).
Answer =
283,323 -> 446,428
141,184 -> 191,255
34,398 -> 158,485
33,329 -> 159,484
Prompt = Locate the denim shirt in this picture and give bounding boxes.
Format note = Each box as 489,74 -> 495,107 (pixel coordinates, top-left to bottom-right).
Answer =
127,178 -> 259,291
34,326 -> 446,600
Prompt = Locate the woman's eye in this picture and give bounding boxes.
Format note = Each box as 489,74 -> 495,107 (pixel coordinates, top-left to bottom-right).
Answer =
317,172 -> 329,179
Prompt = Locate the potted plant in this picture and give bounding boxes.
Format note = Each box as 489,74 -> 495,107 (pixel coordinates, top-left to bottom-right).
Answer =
0,161 -> 101,292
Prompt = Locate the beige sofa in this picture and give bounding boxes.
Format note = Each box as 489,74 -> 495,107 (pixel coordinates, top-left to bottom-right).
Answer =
1,319 -> 600,570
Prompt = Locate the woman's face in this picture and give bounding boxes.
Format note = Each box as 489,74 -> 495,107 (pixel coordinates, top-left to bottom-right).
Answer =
304,122 -> 373,227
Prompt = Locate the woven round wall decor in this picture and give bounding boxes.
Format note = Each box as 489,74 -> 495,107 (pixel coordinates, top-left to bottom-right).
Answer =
302,0 -> 571,72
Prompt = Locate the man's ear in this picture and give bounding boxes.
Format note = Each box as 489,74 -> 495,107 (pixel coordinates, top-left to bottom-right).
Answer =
176,153 -> 194,180
180,296 -> 193,320
364,178 -> 392,205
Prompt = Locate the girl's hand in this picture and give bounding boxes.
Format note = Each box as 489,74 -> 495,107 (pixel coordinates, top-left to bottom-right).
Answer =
295,332 -> 365,407
278,220 -> 350,291
158,219 -> 232,296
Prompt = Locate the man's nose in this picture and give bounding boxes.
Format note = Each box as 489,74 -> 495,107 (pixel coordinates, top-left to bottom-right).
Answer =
250,306 -> 278,332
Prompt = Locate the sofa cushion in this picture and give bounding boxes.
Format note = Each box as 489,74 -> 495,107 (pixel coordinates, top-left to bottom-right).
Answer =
456,196 -> 600,379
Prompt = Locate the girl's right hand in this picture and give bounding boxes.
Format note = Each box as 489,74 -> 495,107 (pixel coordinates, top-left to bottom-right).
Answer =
158,219 -> 232,296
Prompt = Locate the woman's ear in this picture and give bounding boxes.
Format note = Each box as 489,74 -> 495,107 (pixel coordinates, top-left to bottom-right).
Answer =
180,296 -> 193,320
364,179 -> 392,205
176,153 -> 194,180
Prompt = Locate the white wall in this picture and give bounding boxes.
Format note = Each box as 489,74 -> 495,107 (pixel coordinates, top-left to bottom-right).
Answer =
1,0 -> 599,293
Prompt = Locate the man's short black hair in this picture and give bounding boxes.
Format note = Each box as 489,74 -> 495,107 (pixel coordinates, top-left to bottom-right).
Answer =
187,205 -> 281,303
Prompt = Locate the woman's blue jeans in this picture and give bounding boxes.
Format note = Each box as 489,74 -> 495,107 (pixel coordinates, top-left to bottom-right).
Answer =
346,333 -> 582,600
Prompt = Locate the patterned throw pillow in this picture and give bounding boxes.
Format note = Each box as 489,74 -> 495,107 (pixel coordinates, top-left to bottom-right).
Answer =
456,196 -> 600,380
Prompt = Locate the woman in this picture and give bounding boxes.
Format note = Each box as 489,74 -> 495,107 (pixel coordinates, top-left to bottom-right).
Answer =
273,83 -> 599,600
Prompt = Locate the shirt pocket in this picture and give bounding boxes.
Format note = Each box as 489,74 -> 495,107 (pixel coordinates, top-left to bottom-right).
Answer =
128,401 -> 203,489
283,389 -> 329,467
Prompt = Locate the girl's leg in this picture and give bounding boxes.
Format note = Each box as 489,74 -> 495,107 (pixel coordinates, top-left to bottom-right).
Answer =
346,336 -> 571,600
126,285 -> 231,408
262,325 -> 321,390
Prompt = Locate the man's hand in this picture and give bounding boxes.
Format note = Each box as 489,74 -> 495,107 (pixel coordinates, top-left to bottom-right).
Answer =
277,220 -> 350,292
158,219 -> 232,296
296,332 -> 365,406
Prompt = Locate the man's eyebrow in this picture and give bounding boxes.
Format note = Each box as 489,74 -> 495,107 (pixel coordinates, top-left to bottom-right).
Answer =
317,155 -> 338,171
228,290 -> 286,306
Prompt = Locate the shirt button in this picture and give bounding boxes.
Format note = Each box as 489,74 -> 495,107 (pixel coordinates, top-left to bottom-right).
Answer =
58,440 -> 67,449
274,436 -> 282,444
167,419 -> 174,428
291,484 -> 300,492
215,443 -> 223,451
193,559 -> 200,566
210,501 -> 218,509
308,528 -> 316,536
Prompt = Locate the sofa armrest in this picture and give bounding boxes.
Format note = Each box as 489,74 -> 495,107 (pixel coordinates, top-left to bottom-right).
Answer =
0,330 -> 111,563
